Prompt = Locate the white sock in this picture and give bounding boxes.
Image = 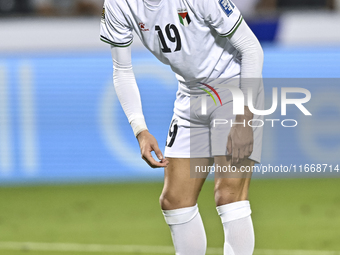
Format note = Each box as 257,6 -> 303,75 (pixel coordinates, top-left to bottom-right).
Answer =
217,201 -> 255,255
162,204 -> 206,255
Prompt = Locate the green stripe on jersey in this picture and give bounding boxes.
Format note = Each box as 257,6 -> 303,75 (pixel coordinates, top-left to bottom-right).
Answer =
221,16 -> 243,38
178,14 -> 184,25
100,37 -> 133,47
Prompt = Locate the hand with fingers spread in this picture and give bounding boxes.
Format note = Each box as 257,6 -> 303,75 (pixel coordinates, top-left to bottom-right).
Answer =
137,130 -> 169,168
227,106 -> 254,164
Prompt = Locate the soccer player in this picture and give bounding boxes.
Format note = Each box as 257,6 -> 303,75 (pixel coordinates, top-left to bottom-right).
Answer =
100,0 -> 264,254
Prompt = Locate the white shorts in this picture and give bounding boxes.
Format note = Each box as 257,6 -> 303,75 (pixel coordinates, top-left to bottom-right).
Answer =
164,79 -> 264,163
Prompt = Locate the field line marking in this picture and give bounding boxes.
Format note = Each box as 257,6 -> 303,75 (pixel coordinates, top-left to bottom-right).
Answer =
254,249 -> 340,255
0,242 -> 339,255
0,242 -> 175,254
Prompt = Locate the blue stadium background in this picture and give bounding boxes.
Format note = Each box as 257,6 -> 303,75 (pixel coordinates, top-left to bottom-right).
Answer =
1,22 -> 340,184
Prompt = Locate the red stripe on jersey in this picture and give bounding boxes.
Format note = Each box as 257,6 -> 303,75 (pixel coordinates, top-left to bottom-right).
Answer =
179,12 -> 187,19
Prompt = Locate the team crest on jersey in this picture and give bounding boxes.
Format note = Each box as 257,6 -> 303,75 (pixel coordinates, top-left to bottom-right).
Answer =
139,22 -> 149,32
219,0 -> 235,17
101,7 -> 105,23
178,9 -> 191,27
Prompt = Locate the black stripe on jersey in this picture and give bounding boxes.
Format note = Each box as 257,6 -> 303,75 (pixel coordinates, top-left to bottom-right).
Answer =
100,36 -> 133,47
220,15 -> 243,37
186,13 -> 191,24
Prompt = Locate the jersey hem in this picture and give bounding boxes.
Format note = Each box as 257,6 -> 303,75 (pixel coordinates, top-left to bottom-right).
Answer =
220,15 -> 243,38
100,36 -> 133,47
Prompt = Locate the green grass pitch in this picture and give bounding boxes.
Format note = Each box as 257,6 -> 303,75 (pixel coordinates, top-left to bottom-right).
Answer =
0,178 -> 339,254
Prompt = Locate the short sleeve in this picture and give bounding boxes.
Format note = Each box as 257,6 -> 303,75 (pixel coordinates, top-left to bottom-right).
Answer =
100,0 -> 133,47
198,0 -> 243,37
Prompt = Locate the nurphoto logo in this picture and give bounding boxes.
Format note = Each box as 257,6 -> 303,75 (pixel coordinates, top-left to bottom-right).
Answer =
200,83 -> 312,128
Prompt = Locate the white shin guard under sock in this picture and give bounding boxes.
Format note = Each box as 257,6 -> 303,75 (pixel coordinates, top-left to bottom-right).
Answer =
217,201 -> 255,255
162,204 -> 206,255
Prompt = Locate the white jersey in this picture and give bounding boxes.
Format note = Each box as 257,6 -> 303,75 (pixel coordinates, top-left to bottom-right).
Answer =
100,0 -> 243,91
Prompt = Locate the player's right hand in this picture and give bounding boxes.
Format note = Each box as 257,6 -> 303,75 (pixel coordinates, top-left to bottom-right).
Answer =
137,130 -> 169,168
227,106 -> 254,164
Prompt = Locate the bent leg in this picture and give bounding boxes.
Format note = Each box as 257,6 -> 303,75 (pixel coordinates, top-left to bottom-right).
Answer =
160,158 -> 212,210
160,158 -> 212,255
214,156 -> 255,255
214,157 -> 253,206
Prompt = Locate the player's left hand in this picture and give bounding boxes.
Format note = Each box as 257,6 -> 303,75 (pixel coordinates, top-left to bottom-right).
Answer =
227,106 -> 254,164
137,130 -> 169,168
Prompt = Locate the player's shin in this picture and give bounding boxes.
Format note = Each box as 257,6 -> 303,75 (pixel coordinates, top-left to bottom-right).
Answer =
162,204 -> 206,255
217,201 -> 255,255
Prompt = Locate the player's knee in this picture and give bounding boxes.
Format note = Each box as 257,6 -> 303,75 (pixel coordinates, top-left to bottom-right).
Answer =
160,192 -> 177,210
159,191 -> 182,210
214,180 -> 247,206
214,188 -> 237,206
159,191 -> 196,210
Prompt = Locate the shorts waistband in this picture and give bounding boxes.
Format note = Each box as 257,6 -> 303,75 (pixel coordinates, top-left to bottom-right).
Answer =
178,77 -> 240,96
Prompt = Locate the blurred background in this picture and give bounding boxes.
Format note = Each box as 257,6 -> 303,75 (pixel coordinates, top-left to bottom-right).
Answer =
0,0 -> 340,254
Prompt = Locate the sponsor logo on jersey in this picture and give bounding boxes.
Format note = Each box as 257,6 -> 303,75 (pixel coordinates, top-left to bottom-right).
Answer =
178,9 -> 191,27
101,7 -> 105,23
139,22 -> 149,31
219,0 -> 235,17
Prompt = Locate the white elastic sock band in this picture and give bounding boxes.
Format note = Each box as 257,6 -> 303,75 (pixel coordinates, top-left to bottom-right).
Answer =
162,204 -> 199,225
216,201 -> 252,223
